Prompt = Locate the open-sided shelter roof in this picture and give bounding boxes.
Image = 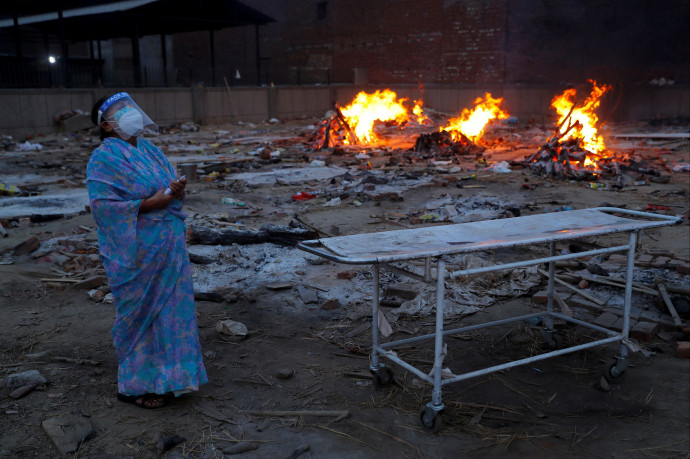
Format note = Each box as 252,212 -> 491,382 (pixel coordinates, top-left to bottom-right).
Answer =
1,0 -> 274,42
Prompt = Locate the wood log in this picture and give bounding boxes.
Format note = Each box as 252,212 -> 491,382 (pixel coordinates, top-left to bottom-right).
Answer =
656,279 -> 684,328
334,103 -> 360,145
188,224 -> 318,246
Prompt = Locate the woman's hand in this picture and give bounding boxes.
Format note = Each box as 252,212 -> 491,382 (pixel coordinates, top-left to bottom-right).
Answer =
169,177 -> 187,200
140,188 -> 175,213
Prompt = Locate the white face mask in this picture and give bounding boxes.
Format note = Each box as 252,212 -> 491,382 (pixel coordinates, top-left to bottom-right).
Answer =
114,107 -> 144,137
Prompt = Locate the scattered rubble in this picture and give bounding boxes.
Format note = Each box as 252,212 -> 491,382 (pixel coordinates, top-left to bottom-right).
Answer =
1,112 -> 688,456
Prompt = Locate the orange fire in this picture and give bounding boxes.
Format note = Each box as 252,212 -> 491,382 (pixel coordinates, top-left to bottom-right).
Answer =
340,89 -> 410,143
552,80 -> 611,154
412,99 -> 430,124
440,93 -> 508,142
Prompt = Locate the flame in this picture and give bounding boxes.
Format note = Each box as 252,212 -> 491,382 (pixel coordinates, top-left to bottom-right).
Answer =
340,89 -> 410,143
552,80 -> 611,154
412,99 -> 429,124
440,93 -> 508,142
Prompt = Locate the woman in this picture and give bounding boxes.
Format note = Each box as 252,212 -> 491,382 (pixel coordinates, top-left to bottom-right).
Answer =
87,92 -> 207,408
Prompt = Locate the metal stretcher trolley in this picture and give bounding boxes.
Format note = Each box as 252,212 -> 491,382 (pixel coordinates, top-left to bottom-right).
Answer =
298,208 -> 680,432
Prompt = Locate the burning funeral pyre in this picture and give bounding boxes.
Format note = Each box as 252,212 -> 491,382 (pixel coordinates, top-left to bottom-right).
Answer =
309,89 -> 510,159
305,81 -> 669,186
524,80 -> 615,179
415,93 -> 509,156
309,89 -> 416,149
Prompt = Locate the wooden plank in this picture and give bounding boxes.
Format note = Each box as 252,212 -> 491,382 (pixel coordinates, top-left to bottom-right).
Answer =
572,273 -> 659,296
538,269 -> 606,306
656,280 -> 684,328
553,292 -> 573,317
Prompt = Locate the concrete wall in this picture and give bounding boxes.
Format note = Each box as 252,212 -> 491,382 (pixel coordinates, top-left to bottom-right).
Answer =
1,85 -> 688,139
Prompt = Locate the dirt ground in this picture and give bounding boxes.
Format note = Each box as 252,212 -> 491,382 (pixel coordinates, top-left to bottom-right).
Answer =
1,118 -> 689,458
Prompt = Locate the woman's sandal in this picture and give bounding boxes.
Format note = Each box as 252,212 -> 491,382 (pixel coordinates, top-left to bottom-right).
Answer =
117,392 -> 171,409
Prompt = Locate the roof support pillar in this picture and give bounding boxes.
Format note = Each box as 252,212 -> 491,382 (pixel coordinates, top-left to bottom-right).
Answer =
58,9 -> 70,87
12,12 -> 22,58
160,34 -> 168,86
132,18 -> 142,86
97,40 -> 103,86
255,24 -> 261,86
209,29 -> 216,87
43,32 -> 53,87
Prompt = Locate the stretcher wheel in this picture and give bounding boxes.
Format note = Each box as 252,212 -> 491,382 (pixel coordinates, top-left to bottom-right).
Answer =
539,329 -> 564,349
602,358 -> 626,384
547,333 -> 565,350
419,407 -> 443,433
371,366 -> 394,387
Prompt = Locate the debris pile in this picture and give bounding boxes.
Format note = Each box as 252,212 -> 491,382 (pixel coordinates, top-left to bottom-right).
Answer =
413,129 -> 484,156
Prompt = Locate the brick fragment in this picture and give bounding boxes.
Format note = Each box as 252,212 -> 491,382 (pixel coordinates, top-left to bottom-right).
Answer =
322,299 -> 340,310
630,321 -> 659,343
13,237 -> 40,256
337,270 -> 355,279
677,341 -> 690,359
675,261 -> 690,275
532,289 -> 573,304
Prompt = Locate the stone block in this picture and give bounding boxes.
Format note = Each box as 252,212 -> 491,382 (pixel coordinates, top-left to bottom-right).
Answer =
297,286 -> 319,304
594,312 -> 619,329
5,369 -> 47,390
611,317 -> 636,332
635,254 -> 653,266
607,254 -> 629,265
42,414 -> 93,455
646,249 -> 674,257
630,321 -> 659,342
599,262 -> 622,273
651,257 -> 671,269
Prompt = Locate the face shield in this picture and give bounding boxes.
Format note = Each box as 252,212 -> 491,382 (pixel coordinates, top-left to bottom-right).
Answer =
97,92 -> 158,140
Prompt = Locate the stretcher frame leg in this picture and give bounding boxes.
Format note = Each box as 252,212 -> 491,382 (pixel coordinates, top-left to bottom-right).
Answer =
430,259 -> 446,410
612,231 -> 638,378
370,264 -> 381,371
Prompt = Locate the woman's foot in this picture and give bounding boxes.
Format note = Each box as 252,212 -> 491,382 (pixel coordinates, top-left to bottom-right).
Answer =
117,392 -> 170,409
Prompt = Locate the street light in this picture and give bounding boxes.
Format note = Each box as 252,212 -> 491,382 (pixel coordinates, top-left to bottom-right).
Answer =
48,56 -> 57,64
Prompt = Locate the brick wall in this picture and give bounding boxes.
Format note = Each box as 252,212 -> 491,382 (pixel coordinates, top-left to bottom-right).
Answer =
168,0 -> 688,87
